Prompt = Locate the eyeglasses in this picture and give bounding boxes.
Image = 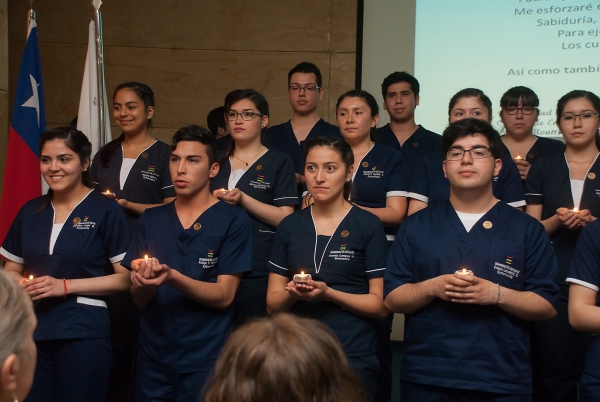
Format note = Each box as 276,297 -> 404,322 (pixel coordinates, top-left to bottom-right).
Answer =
226,111 -> 264,121
288,85 -> 320,93
446,147 -> 491,161
560,112 -> 599,123
504,106 -> 537,115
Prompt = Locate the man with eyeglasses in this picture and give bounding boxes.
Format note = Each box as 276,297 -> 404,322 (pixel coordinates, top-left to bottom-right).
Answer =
376,71 -> 440,179
384,118 -> 558,401
266,62 -> 342,187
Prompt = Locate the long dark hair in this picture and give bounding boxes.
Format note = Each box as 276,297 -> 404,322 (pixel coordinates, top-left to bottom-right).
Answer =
302,136 -> 353,207
99,82 -> 155,168
39,126 -> 92,208
221,89 -> 269,164
557,90 -> 600,151
448,88 -> 493,119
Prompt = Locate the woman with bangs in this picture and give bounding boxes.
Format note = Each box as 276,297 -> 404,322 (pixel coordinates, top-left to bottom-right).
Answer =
500,86 -> 564,182
526,90 -> 600,402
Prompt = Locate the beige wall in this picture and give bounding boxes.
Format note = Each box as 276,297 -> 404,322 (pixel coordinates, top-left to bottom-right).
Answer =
7,0 -> 357,145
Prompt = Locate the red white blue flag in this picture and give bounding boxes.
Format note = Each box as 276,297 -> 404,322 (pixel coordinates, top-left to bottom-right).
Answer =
0,14 -> 45,246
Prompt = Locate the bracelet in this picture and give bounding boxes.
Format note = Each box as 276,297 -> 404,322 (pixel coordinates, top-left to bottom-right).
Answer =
496,283 -> 501,304
63,278 -> 67,298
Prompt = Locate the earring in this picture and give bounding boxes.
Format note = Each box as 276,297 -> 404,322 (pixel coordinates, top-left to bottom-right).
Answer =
261,126 -> 265,129
83,168 -> 88,172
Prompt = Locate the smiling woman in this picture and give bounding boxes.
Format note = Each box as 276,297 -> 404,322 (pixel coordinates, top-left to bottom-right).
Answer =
0,126 -> 132,402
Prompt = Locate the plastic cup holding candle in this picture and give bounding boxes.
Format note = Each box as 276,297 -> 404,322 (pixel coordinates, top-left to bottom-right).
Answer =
293,271 -> 311,285
455,268 -> 473,276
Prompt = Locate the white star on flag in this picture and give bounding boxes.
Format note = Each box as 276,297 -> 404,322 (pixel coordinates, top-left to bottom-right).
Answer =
21,74 -> 40,128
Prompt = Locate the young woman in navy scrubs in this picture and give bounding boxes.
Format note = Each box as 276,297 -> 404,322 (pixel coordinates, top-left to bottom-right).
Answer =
210,89 -> 298,326
525,90 -> 600,402
408,88 -> 524,215
89,82 -> 175,402
500,86 -> 564,181
332,89 -> 409,402
1,127 -> 131,402
567,219 -> 600,402
267,136 -> 389,401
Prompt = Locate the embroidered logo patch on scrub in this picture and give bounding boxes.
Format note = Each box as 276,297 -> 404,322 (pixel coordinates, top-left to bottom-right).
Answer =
341,230 -> 349,237
141,152 -> 148,158
193,223 -> 201,231
256,165 -> 262,171
483,221 -> 493,229
362,162 -> 369,168
588,172 -> 596,180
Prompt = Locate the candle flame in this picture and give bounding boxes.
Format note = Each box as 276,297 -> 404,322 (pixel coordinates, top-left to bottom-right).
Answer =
300,271 -> 304,275
573,207 -> 580,213
515,155 -> 523,160
28,275 -> 33,280
144,255 -> 148,260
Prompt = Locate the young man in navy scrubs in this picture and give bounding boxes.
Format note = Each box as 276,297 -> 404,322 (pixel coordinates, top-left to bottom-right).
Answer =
266,62 -> 342,186
384,118 -> 559,401
376,71 -> 440,178
122,125 -> 252,402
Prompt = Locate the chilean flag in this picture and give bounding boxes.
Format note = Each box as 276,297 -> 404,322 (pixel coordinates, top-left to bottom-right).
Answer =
0,15 -> 45,246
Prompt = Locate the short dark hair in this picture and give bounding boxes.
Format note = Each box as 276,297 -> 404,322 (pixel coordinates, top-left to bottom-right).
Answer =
500,86 -> 539,108
288,62 -> 322,88
206,106 -> 226,136
448,88 -> 492,118
171,125 -> 217,165
336,89 -> 379,117
381,71 -> 419,99
441,118 -> 503,160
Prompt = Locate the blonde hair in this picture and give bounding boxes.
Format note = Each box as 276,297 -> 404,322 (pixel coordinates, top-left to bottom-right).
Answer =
202,313 -> 366,402
0,270 -> 34,364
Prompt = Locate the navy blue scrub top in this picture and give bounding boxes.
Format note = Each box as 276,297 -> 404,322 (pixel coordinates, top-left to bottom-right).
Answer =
375,124 -> 440,178
525,153 -> 600,291
384,200 -> 558,394
266,119 -> 342,175
121,201 -> 252,373
0,191 -> 131,341
350,143 -> 410,240
409,151 -> 525,208
501,136 -> 564,167
269,206 -> 388,357
90,139 -> 176,231
210,149 -> 298,276
216,134 -> 232,160
567,220 -> 600,381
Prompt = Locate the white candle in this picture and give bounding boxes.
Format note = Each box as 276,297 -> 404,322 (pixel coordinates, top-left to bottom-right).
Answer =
515,155 -> 523,161
218,188 -> 229,195
28,275 -> 33,281
455,268 -> 473,276
293,271 -> 311,285
572,207 -> 580,213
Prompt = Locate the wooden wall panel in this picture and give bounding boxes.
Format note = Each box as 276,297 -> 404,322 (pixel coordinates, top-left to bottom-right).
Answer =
8,0 -> 356,142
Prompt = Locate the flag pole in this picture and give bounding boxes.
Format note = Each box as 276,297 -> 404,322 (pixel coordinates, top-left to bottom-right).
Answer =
92,0 -> 106,150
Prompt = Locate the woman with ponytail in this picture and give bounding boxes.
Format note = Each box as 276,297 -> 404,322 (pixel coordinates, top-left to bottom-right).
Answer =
267,136 -> 389,401
210,89 -> 298,327
1,127 -> 131,402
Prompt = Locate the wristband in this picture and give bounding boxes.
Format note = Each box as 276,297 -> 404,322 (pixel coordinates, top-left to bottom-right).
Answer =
496,283 -> 501,304
63,278 -> 67,298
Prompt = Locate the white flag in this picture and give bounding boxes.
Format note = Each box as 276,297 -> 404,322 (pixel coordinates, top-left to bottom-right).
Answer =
77,20 -> 111,158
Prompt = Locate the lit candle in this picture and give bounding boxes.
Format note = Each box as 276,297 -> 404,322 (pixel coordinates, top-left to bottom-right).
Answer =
572,207 -> 580,213
515,155 -> 523,161
455,268 -> 473,276
28,275 -> 33,281
217,188 -> 229,195
293,271 -> 311,285
103,190 -> 114,197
